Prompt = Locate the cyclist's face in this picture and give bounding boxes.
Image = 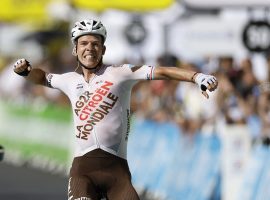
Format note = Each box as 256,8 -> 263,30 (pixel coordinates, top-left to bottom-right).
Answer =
76,35 -> 105,69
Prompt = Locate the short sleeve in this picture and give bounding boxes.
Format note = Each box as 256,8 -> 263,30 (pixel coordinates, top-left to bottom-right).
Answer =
120,64 -> 155,81
46,73 -> 70,95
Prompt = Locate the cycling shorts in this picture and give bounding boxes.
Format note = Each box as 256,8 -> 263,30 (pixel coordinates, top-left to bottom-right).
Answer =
68,149 -> 140,200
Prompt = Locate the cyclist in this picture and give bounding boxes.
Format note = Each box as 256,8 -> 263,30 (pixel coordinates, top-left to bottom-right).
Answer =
14,19 -> 218,200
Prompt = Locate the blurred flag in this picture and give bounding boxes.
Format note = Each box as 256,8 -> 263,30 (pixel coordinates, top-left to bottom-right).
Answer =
0,0 -> 64,23
72,0 -> 174,11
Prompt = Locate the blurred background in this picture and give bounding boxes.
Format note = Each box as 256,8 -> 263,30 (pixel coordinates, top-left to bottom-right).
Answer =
1,0 -> 270,200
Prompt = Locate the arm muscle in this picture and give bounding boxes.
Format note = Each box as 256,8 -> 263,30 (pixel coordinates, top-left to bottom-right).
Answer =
154,66 -> 197,82
26,68 -> 47,86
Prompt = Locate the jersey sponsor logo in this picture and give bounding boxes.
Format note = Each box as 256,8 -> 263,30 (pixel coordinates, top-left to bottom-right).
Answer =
76,83 -> 83,89
125,109 -> 131,141
74,81 -> 119,140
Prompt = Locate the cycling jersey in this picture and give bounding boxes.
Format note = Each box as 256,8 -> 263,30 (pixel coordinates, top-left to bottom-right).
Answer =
46,64 -> 155,159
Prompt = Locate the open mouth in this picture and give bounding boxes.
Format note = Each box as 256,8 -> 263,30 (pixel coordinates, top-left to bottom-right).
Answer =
85,54 -> 95,59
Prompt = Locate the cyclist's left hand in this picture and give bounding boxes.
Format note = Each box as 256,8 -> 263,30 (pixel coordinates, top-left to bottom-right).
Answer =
194,73 -> 218,99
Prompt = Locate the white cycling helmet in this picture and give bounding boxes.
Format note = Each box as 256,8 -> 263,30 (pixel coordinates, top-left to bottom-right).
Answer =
71,19 -> 107,44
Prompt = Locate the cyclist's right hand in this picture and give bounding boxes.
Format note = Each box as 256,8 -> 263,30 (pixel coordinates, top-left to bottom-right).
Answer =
13,58 -> 32,76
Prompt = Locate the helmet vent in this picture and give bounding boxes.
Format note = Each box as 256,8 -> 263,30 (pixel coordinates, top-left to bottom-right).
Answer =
71,19 -> 107,44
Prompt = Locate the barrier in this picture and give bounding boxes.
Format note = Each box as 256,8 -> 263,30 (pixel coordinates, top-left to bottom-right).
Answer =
128,119 -> 221,200
1,101 -> 269,199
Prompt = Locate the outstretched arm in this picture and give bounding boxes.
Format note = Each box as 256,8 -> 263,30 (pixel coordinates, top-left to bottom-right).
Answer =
154,66 -> 198,82
13,58 -> 47,86
154,66 -> 218,98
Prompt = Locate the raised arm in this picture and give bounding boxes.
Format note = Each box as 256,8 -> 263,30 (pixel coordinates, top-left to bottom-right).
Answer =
13,58 -> 47,86
154,66 -> 218,99
154,66 -> 198,82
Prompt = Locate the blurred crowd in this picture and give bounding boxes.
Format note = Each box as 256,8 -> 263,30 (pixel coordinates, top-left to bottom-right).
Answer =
132,54 -> 270,143
0,45 -> 270,144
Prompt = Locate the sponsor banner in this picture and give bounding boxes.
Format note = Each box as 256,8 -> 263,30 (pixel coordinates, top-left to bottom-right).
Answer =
168,15 -> 247,58
128,120 -> 221,200
0,101 -> 73,169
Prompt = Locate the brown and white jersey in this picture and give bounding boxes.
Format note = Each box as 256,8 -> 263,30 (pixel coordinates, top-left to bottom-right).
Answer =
46,64 -> 155,159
